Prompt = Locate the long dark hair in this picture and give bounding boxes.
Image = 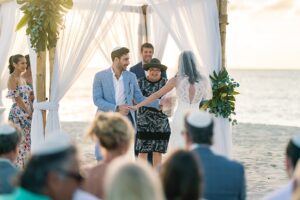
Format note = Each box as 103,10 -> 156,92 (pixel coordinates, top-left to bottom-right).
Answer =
25,54 -> 31,70
8,54 -> 24,74
178,51 -> 201,84
160,150 -> 202,200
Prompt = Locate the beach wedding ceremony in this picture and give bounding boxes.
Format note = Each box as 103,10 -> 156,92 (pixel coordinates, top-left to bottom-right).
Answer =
1,0 -> 300,199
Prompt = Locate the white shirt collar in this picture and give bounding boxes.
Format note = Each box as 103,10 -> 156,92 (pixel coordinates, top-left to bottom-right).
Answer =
190,143 -> 210,150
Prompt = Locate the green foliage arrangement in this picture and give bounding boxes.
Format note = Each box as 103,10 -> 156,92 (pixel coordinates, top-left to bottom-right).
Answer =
201,68 -> 240,125
16,0 -> 73,53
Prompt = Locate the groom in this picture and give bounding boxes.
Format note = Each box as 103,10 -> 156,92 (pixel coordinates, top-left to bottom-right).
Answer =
93,47 -> 160,158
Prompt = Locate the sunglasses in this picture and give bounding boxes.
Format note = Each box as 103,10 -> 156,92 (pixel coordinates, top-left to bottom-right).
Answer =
56,169 -> 84,182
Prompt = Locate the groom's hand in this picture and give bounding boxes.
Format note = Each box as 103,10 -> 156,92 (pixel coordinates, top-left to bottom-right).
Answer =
117,104 -> 130,116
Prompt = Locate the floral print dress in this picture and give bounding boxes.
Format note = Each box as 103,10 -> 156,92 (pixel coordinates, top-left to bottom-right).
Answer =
7,84 -> 32,168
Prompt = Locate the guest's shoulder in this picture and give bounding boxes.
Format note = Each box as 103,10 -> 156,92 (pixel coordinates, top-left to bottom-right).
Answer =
86,162 -> 108,178
216,154 -> 244,171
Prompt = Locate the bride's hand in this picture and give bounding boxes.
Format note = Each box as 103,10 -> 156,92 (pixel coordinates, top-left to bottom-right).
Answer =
129,105 -> 138,111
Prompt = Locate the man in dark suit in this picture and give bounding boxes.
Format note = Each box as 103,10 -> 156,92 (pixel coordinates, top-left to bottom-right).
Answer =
130,43 -> 167,79
183,111 -> 246,200
0,124 -> 20,194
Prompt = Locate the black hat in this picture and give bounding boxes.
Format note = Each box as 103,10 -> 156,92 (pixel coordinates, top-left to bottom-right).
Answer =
143,58 -> 167,72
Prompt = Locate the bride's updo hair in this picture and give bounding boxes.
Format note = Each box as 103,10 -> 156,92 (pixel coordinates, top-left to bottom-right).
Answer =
178,51 -> 201,84
87,112 -> 134,151
8,54 -> 24,74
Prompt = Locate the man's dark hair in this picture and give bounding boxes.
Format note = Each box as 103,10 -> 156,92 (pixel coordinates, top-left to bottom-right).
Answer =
0,125 -> 21,155
184,116 -> 213,145
19,147 -> 77,194
286,140 -> 300,169
111,47 -> 129,61
140,43 -> 154,52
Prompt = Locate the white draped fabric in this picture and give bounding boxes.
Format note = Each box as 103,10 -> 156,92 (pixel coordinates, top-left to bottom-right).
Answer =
97,5 -> 145,65
0,2 -> 27,123
148,0 -> 231,157
30,0 -> 124,151
146,6 -> 169,60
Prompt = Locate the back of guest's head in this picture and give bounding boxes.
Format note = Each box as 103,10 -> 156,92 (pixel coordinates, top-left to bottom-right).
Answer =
20,132 -> 80,199
140,42 -> 154,52
111,47 -> 129,61
104,158 -> 164,200
8,54 -> 24,74
160,150 -> 202,200
185,111 -> 214,145
0,123 -> 21,156
286,135 -> 300,170
87,112 -> 134,151
25,54 -> 30,69
178,51 -> 201,84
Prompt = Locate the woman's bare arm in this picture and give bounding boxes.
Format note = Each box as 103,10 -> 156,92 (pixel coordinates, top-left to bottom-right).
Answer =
8,77 -> 31,115
135,77 -> 177,109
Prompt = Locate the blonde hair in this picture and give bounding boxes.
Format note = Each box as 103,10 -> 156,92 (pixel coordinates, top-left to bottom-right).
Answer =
104,158 -> 165,200
87,112 -> 134,150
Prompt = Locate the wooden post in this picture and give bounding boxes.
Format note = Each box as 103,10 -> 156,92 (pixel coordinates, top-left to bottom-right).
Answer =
216,0 -> 228,69
142,5 -> 148,42
36,52 -> 47,127
48,48 -> 55,98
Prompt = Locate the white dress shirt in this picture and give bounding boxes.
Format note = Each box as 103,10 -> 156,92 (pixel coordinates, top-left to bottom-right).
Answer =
111,68 -> 126,105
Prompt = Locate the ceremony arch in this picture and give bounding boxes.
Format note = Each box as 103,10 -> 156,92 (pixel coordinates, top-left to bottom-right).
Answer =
0,0 -> 230,156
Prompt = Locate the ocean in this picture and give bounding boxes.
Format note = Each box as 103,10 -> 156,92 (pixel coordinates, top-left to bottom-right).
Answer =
2,69 -> 300,127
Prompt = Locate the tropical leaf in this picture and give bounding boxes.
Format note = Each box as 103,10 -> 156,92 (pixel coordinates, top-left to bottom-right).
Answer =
16,0 -> 73,53
15,14 -> 30,31
200,68 -> 240,125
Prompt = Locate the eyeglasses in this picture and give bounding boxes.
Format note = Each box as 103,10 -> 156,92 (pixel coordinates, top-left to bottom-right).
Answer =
149,68 -> 161,72
56,169 -> 84,182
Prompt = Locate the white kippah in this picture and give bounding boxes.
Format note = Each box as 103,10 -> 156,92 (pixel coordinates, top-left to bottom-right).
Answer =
186,111 -> 212,128
112,46 -> 123,52
32,130 -> 73,156
292,135 -> 300,148
0,124 -> 16,135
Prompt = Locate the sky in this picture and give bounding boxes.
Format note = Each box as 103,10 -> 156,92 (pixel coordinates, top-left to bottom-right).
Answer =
227,0 -> 300,69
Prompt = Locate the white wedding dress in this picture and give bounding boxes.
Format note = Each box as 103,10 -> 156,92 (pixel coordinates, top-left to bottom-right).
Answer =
168,76 -> 232,158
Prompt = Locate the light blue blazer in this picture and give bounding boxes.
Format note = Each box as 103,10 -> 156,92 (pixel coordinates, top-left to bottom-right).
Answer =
93,67 -> 160,126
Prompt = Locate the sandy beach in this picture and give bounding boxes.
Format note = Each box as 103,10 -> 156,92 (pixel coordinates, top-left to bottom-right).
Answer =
61,121 -> 300,199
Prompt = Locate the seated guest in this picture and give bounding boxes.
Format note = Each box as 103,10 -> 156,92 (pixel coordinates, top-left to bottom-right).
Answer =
104,158 -> 164,200
0,124 -> 20,194
0,132 -> 94,200
183,111 -> 246,200
264,134 -> 300,200
83,112 -> 134,199
160,150 -> 203,200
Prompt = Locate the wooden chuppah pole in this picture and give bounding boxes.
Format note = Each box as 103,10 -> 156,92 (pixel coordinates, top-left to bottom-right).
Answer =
142,4 -> 148,42
36,52 -> 47,127
216,0 -> 228,69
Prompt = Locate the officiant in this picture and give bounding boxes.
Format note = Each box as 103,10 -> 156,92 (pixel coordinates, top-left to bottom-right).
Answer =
135,58 -> 171,167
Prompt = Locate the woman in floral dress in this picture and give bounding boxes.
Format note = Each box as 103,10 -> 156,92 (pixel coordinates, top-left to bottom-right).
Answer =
6,54 -> 33,168
136,58 -> 171,167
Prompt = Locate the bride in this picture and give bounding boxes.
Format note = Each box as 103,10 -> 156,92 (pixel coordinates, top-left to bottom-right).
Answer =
132,51 -> 212,152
